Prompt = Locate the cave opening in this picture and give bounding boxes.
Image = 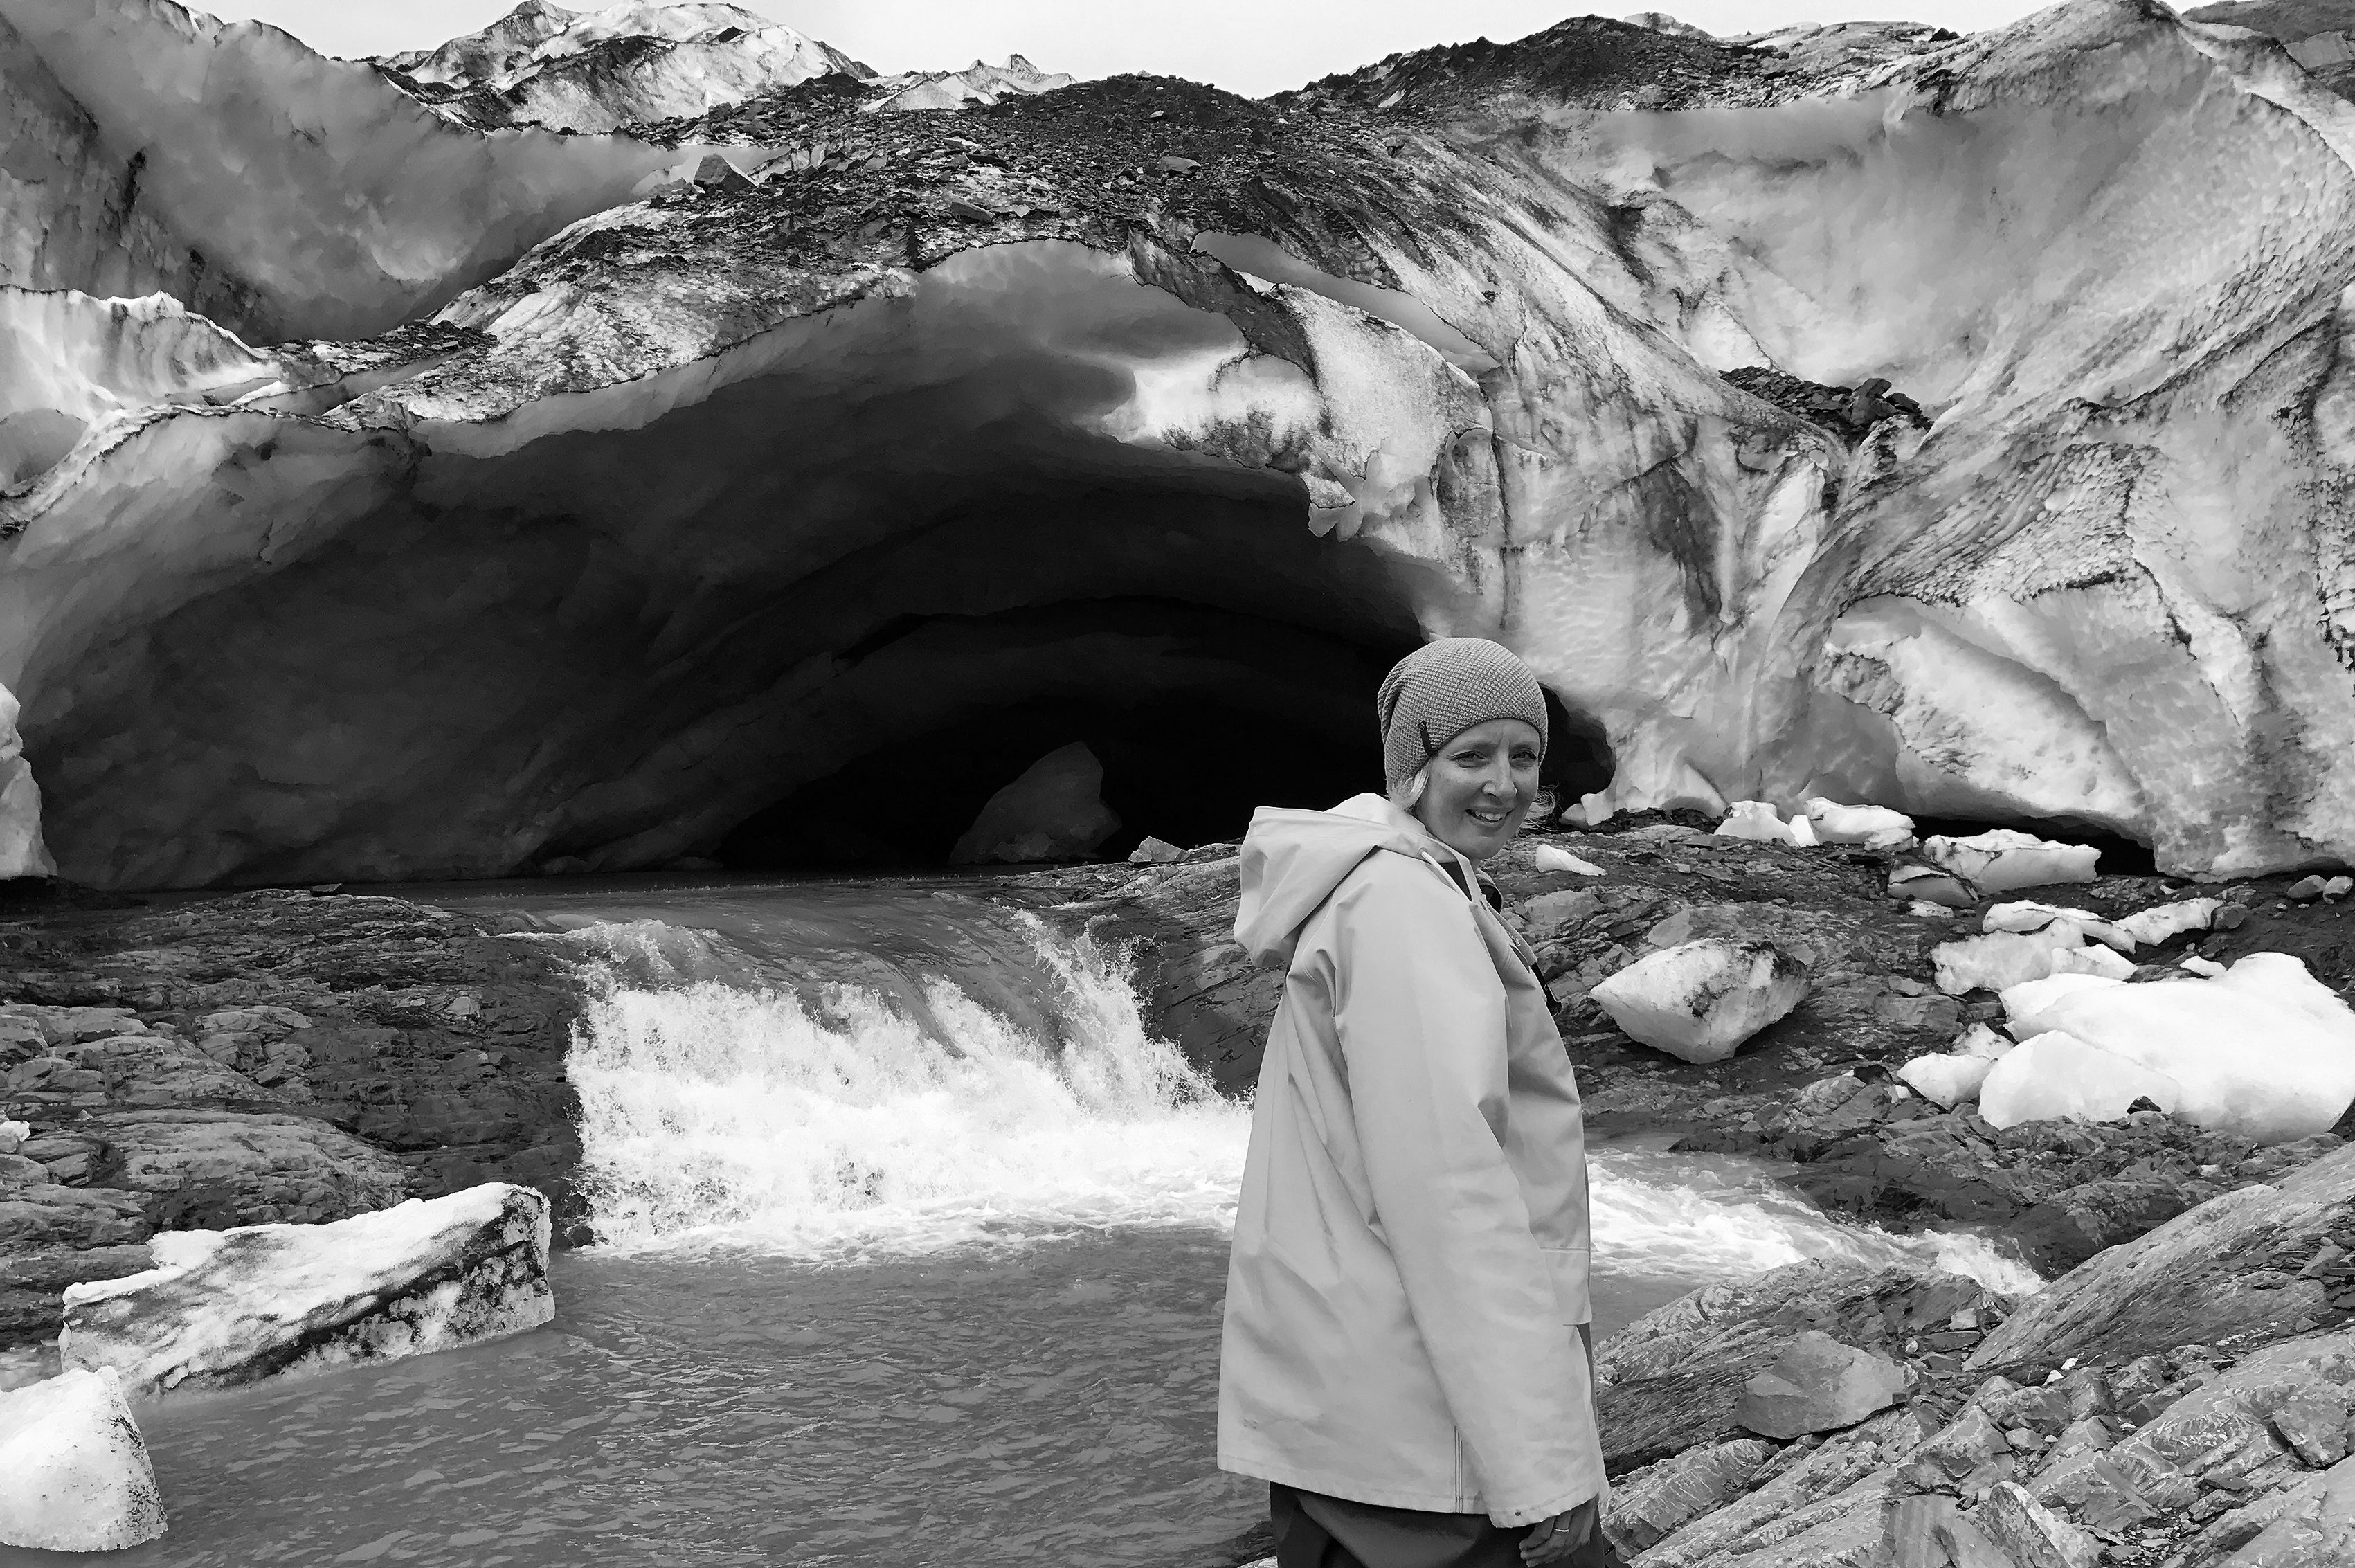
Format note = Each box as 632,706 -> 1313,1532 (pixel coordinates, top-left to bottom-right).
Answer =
716,609 -> 1625,873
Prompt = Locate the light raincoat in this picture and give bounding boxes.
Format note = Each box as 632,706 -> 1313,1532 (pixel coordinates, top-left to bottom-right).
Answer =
1218,793 -> 1605,1526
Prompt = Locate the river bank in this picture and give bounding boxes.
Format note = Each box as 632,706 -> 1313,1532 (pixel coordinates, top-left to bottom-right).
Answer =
8,824 -> 2354,1349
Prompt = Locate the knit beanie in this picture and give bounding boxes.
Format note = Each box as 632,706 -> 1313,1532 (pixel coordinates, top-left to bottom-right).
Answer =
1377,638 -> 1550,791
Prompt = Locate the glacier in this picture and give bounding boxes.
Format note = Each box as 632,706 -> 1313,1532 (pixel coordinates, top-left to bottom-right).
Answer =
3,0 -> 2355,885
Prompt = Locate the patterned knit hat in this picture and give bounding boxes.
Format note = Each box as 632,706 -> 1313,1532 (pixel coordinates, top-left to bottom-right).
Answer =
1377,638 -> 1549,791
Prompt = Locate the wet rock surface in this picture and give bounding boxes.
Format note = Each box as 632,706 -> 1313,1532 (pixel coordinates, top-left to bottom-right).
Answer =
0,887 -> 584,1349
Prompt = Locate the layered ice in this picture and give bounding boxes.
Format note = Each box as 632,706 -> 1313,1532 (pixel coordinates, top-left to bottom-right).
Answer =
7,1 -> 2355,882
61,1182 -> 554,1395
1977,1031 -> 2184,1130
1589,938 -> 1810,1064
1987,954 -> 2355,1143
0,1364 -> 165,1551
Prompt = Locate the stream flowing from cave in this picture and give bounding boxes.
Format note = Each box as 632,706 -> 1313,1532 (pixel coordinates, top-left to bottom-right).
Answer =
37,874 -> 2041,1568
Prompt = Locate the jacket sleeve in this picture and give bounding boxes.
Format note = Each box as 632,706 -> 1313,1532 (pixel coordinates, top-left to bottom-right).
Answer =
1328,854 -> 1606,1526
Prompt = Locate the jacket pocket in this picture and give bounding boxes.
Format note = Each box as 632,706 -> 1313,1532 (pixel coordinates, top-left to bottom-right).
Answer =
1544,1247 -> 1592,1326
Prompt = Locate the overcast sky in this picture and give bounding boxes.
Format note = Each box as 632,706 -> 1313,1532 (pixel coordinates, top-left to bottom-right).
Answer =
197,1 -> 2077,97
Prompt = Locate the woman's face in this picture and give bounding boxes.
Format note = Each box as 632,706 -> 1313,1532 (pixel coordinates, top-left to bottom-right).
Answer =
1409,717 -> 1544,862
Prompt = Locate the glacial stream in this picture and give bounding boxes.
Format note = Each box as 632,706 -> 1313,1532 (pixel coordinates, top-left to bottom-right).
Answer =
15,875 -> 2039,1568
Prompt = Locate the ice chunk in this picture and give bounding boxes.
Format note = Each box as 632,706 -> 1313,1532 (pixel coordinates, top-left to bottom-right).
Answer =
1922,831 -> 2100,894
1786,813 -> 1819,847
948,742 -> 1121,864
1715,800 -> 1801,845
1999,973 -> 2128,1039
1891,864 -> 1975,908
1898,1051 -> 1997,1108
1933,929 -> 2132,995
2180,955 -> 2226,977
1996,954 -> 2355,1143
1589,938 -> 1810,1064
1953,1022 -> 2016,1059
62,1183 -> 552,1396
1803,798 -> 1918,849
1531,842 -> 1606,876
1980,901 -> 2133,953
2113,899 -> 2221,947
1977,1031 -> 2184,1130
0,1119 -> 26,1155
0,1365 -> 165,1551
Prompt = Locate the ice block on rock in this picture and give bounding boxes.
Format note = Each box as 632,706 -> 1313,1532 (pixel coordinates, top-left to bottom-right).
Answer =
1589,939 -> 1808,1064
1922,831 -> 2099,894
1933,930 -> 2133,995
1531,842 -> 1605,876
62,1182 -> 552,1396
1980,901 -> 2133,953
1715,800 -> 1801,845
1898,1052 -> 1998,1108
1996,953 -> 2355,1144
1891,864 -> 1975,909
0,1366 -> 166,1551
1803,798 -> 1917,849
2113,899 -> 2221,947
1999,973 -> 2127,1039
1977,1031 -> 2184,1130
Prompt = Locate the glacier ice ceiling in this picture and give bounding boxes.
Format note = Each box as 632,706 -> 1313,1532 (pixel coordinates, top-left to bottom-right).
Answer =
3,0 -> 2355,887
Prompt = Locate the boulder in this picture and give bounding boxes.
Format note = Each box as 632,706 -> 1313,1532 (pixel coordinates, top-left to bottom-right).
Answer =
1803,797 -> 1917,849
2289,874 -> 2331,901
0,1365 -> 165,1551
62,1182 -> 553,1396
1922,831 -> 2100,894
1971,1146 -> 2355,1369
1589,938 -> 1809,1064
1596,1260 -> 1989,1468
948,741 -> 1121,865
1126,836 -> 1184,864
1977,1031 -> 2185,1130
1735,1330 -> 1911,1439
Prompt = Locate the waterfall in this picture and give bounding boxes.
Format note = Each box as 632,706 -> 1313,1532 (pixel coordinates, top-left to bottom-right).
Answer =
559,907 -> 2038,1296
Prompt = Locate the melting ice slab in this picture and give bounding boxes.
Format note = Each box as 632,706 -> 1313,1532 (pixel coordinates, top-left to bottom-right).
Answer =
0,1365 -> 166,1551
61,1182 -> 553,1396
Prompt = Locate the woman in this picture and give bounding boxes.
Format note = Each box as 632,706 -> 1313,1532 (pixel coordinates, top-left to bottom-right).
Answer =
1220,638 -> 1607,1568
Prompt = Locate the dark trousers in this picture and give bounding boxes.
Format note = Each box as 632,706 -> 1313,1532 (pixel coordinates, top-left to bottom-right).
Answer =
1271,1484 -> 1528,1568
1270,1484 -> 1620,1568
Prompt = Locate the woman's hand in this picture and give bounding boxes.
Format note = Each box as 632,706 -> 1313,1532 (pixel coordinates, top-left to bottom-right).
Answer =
1519,1497 -> 1598,1565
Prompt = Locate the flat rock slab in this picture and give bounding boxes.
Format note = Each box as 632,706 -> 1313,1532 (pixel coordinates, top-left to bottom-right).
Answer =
1596,1259 -> 1989,1469
1971,1143 -> 2355,1371
1736,1330 -> 1910,1439
62,1182 -> 552,1396
0,1364 -> 165,1551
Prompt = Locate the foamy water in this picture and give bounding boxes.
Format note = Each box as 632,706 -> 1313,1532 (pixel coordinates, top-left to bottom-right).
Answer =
560,912 -> 2040,1297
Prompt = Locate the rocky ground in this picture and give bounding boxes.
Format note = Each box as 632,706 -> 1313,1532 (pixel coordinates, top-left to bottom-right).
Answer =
0,885 -> 581,1351
8,815 -> 2355,1562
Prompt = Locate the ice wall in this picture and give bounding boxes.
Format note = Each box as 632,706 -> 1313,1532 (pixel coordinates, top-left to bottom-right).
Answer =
3,0 -> 2355,883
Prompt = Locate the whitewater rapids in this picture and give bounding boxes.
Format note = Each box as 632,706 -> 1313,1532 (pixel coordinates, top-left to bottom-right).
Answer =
560,914 -> 2040,1297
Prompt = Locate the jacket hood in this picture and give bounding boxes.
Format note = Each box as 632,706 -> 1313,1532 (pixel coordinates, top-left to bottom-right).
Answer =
1235,793 -> 1444,966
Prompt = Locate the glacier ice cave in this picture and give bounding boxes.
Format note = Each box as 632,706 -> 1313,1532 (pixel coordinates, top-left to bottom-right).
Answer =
6,0 -> 2355,886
